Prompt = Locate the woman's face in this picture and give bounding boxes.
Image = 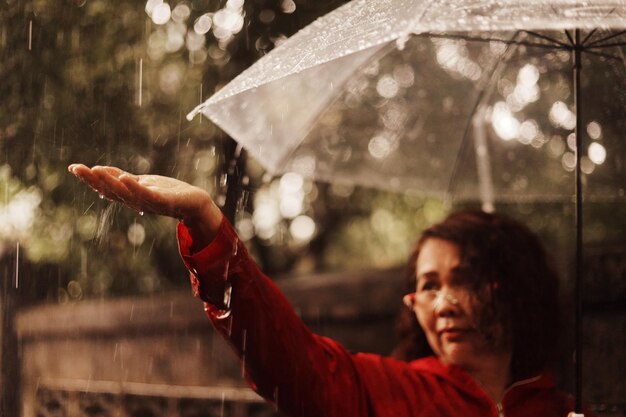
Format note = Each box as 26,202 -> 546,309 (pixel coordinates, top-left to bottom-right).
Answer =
409,237 -> 509,372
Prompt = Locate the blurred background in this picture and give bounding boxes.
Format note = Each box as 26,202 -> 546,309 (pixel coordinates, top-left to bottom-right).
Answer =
1,0 -> 624,416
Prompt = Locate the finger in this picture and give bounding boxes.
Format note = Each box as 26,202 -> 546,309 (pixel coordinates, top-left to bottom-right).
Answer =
69,165 -> 111,196
91,165 -> 128,180
91,167 -> 133,204
69,164 -> 95,180
68,163 -> 85,173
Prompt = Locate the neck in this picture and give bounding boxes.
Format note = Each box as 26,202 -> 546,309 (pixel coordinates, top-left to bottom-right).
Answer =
466,352 -> 512,402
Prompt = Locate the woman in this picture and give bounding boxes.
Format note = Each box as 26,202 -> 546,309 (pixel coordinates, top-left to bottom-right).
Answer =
68,164 -> 584,417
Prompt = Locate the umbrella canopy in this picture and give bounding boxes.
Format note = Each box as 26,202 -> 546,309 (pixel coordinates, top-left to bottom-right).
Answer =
188,0 -> 626,206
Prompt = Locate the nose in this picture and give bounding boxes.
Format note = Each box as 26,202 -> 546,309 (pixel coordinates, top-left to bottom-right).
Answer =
433,290 -> 461,317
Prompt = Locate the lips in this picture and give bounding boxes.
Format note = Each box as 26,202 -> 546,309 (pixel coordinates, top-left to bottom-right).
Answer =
438,327 -> 473,340
439,327 -> 468,334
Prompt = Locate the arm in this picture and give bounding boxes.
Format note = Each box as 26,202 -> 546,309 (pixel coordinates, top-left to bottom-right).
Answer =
68,164 -> 370,417
178,217 -> 369,417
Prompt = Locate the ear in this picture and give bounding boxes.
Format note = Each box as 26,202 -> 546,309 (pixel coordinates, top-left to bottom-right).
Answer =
403,293 -> 416,309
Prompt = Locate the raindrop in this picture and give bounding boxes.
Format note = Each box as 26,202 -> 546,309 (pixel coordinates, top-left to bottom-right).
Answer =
138,211 -> 144,216
15,242 -> 19,288
137,58 -> 143,107
28,20 -> 32,51
99,193 -> 105,199
223,261 -> 230,280
227,316 -> 233,337
273,387 -> 279,411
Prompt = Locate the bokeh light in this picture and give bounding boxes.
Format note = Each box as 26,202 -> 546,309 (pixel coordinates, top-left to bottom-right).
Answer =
289,215 -> 316,242
151,3 -> 171,25
588,142 -> 607,165
491,101 -> 519,141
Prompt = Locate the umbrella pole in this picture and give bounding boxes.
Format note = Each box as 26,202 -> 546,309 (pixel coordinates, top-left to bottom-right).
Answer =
573,28 -> 583,414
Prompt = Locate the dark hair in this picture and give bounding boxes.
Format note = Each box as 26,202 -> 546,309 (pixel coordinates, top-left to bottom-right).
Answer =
392,209 -> 560,380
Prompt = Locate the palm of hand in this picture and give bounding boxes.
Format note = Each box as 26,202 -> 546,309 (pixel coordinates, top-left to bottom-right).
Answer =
69,164 -> 213,222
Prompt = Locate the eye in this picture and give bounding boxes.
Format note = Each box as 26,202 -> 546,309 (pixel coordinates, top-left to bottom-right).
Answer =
417,280 -> 439,292
450,269 -> 477,289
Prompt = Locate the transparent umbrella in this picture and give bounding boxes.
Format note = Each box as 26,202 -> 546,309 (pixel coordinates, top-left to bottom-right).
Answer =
187,0 -> 626,412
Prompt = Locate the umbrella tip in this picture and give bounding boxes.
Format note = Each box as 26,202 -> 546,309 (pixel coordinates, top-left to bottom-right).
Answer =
186,103 -> 204,121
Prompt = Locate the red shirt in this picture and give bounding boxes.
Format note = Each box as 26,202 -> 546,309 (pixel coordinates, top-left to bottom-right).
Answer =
177,218 -> 581,417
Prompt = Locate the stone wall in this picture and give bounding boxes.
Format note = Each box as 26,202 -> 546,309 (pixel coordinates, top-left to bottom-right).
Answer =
15,268 -> 404,417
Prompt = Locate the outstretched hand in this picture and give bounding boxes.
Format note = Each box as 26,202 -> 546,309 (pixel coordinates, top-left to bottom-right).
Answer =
69,164 -> 223,248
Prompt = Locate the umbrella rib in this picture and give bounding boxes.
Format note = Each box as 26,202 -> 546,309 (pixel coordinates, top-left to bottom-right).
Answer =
581,28 -> 598,46
524,31 -> 571,48
584,49 -> 624,62
586,41 -> 626,49
565,30 -> 575,46
586,30 -> 626,47
446,32 -> 522,199
423,33 -> 565,50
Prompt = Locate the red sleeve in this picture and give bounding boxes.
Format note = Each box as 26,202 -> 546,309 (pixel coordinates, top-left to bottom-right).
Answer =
176,217 -> 370,417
